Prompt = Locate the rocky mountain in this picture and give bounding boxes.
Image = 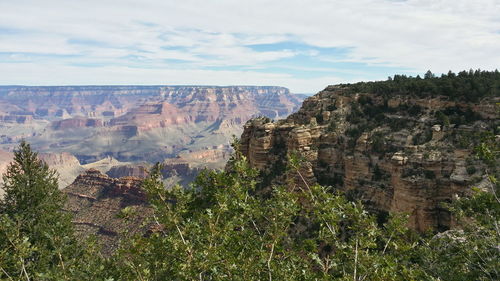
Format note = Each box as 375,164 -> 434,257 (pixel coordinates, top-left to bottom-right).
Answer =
0,86 -> 303,163
38,152 -> 85,188
240,83 -> 499,231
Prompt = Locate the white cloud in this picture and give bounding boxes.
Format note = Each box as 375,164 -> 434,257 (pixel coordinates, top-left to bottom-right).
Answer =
0,0 -> 499,92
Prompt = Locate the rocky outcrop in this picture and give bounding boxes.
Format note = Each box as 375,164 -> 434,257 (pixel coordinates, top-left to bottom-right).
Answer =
68,169 -> 146,201
161,162 -> 197,178
240,85 -> 498,232
39,151 -> 81,167
64,169 -> 150,254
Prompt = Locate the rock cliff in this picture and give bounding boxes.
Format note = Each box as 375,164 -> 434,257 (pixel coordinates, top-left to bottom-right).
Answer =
39,152 -> 85,188
0,85 -> 304,164
240,85 -> 499,231
0,151 -> 85,190
64,169 -> 151,254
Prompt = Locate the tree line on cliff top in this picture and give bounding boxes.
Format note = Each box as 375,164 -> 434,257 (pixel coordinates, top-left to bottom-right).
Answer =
344,69 -> 500,102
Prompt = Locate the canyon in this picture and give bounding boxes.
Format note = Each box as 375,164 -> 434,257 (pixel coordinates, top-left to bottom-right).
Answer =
0,85 -> 306,248
0,85 -> 305,189
2,79 -> 497,247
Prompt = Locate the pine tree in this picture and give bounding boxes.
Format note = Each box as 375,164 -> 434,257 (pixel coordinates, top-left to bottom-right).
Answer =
2,141 -> 65,219
0,141 -> 90,280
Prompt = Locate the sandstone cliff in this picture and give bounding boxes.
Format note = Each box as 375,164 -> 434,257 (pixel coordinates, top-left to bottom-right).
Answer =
240,85 -> 499,231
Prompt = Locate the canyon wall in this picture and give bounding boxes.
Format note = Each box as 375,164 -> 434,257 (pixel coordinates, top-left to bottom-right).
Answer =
0,85 -> 304,164
240,85 -> 498,231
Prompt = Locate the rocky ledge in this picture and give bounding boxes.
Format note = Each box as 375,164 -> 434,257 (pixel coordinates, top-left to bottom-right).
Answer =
63,169 -> 150,254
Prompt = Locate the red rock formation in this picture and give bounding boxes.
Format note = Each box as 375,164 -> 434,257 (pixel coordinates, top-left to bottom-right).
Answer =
110,101 -> 192,130
108,86 -> 303,132
0,85 -> 304,163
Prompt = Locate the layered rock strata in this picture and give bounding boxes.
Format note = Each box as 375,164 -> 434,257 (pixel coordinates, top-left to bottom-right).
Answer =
0,85 -> 304,164
240,85 -> 498,231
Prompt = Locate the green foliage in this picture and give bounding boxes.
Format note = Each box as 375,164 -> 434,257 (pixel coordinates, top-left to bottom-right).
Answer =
372,164 -> 390,182
435,111 -> 450,127
371,132 -> 387,153
344,69 -> 500,102
326,104 -> 337,111
1,128 -> 499,280
413,128 -> 433,145
0,141 -> 107,280
421,129 -> 499,281
423,170 -> 436,180
2,141 -> 65,219
315,110 -> 324,124
466,165 -> 477,175
107,149 -> 428,280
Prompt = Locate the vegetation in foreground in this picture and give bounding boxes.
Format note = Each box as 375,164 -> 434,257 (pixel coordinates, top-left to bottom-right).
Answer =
0,137 -> 498,280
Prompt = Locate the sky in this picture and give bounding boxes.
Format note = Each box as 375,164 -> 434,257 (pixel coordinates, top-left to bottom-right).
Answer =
0,0 -> 499,93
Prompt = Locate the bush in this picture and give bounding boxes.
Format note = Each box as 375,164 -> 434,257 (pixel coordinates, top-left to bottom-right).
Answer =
413,129 -> 433,145
424,170 -> 436,179
466,165 -> 477,175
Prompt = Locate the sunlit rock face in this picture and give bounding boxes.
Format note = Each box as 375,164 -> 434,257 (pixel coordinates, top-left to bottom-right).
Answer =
240,85 -> 498,232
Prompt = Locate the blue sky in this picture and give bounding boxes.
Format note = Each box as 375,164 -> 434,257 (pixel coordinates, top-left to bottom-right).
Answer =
0,0 -> 499,93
